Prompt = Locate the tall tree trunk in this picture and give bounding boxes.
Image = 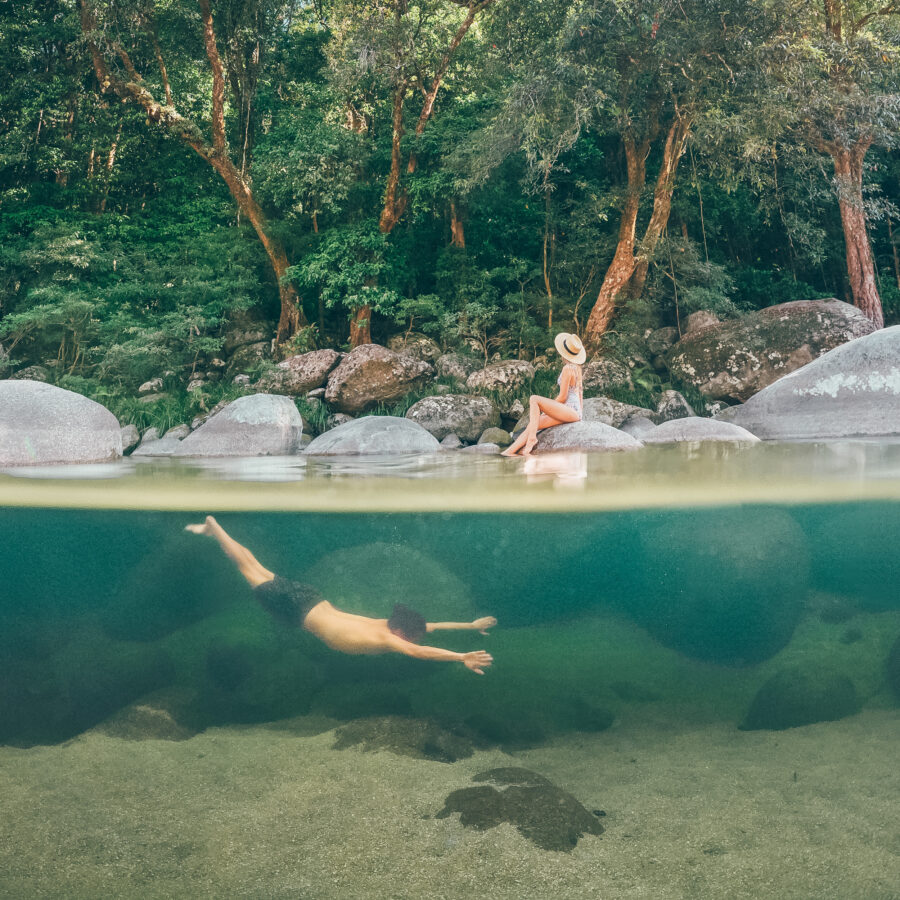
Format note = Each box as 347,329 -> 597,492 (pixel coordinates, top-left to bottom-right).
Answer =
583,135 -> 648,350
831,140 -> 883,328
450,200 -> 465,248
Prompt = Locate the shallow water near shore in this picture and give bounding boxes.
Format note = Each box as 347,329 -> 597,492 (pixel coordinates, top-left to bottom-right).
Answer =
1,442 -> 899,898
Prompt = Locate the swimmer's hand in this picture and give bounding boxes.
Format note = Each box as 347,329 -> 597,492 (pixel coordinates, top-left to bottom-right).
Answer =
472,616 -> 498,636
463,650 -> 493,675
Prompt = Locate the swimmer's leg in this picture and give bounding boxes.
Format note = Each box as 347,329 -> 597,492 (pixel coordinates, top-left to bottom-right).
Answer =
185,515 -> 274,587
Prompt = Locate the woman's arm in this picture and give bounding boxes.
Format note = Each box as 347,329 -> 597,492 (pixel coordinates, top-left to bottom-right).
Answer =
555,366 -> 573,403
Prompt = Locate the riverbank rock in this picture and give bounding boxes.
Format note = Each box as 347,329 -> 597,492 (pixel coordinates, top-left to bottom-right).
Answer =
666,299 -> 877,402
583,397 -> 658,427
436,767 -> 604,852
256,349 -> 341,395
466,360 -> 534,393
626,507 -> 808,664
640,417 -> 760,444
0,380 -> 122,466
325,344 -> 433,414
120,424 -> 140,454
655,389 -> 695,422
334,716 -> 477,763
387,333 -> 442,363
533,421 -> 643,453
716,325 -> 900,439
620,415 -> 658,439
582,357 -> 634,395
740,667 -> 861,730
479,427 -> 511,446
173,394 -> 305,456
405,394 -> 499,441
304,415 -> 440,455
436,352 -> 482,381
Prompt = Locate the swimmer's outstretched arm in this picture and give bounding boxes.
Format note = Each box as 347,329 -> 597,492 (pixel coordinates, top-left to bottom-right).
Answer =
384,634 -> 493,675
426,616 -> 497,636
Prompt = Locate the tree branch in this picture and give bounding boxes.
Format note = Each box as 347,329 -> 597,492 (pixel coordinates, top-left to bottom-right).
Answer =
197,0 -> 227,153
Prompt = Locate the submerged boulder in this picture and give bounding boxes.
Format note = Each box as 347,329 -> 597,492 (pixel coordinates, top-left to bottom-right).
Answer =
666,299 -> 876,402
740,667 -> 861,730
405,394 -> 500,442
716,325 -> 900,439
304,415 -> 440,455
436,767 -> 604,852
0,380 -> 122,466
173,394 -> 306,456
325,344 -> 434,414
333,716 -> 478,763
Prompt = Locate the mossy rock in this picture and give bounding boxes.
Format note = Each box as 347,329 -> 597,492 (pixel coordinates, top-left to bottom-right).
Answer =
332,715 -> 480,763
436,767 -> 604,852
740,666 -> 861,731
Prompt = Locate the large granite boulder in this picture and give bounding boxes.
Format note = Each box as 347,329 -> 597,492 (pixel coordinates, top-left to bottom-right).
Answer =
435,352 -> 482,381
641,417 -> 760,444
256,349 -> 342,395
512,397 -> 657,436
624,507 -> 809,665
740,667 -> 861,730
655,389 -> 695,422
304,415 -> 440,455
324,344 -> 433,414
582,356 -> 634,395
387,332 -> 442,363
436,768 -> 604,852
716,325 -> 900,439
666,299 -> 877,401
405,394 -> 500,442
173,394 -> 305,456
466,360 -> 534,393
0,380 -> 122,466
533,421 -> 644,453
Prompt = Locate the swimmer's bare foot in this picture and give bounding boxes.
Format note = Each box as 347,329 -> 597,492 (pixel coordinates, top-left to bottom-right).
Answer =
185,515 -> 217,535
521,435 -> 538,456
500,446 -> 520,457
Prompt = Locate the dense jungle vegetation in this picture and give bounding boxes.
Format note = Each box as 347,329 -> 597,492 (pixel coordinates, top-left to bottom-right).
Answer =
2,0 -> 899,420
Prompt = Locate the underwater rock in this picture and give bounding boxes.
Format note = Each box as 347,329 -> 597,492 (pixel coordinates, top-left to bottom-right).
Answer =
174,394 -> 306,457
94,702 -> 195,741
405,394 -> 500,442
626,507 -> 809,665
887,637 -> 900,703
716,324 -> 900,439
740,666 -> 861,730
0,380 -> 123,466
436,767 -> 604,852
304,415 -> 440,455
332,715 -> 478,763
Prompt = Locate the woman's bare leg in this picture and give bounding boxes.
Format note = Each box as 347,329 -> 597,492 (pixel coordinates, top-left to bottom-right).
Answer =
516,396 -> 579,456
185,515 -> 274,587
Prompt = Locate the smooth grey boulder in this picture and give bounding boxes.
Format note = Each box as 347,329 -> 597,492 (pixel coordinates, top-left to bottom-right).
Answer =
256,349 -> 342,396
582,356 -> 634,395
460,442 -> 501,454
512,396 -> 657,436
716,325 -> 900,440
655,389 -> 695,422
436,352 -> 482,381
641,417 -> 760,444
619,415 -> 658,439
533,421 -> 643,453
405,394 -> 500,442
304,415 -> 440,455
131,434 -> 184,457
325,413 -> 354,430
325,344 -> 433,414
173,394 -> 305,457
0,380 -> 122,466
479,427 -> 511,446
441,433 -> 463,449
120,424 -> 140,454
164,424 -> 191,440
466,360 -> 534,393
387,332 -> 442,363
666,299 -> 877,401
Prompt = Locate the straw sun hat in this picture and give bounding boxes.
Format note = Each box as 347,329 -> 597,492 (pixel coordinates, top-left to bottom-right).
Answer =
554,332 -> 586,365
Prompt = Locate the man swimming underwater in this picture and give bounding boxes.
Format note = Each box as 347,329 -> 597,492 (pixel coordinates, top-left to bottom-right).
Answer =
186,516 -> 496,675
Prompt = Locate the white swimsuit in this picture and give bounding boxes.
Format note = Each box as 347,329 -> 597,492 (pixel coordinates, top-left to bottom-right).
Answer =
558,368 -> 583,419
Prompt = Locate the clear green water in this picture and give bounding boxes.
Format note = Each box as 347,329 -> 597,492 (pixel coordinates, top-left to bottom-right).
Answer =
1,443 -> 898,898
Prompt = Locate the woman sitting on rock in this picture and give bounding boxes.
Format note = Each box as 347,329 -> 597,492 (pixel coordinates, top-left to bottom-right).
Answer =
502,333 -> 585,457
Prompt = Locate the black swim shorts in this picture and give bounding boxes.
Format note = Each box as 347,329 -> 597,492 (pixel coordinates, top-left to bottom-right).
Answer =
253,576 -> 324,627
